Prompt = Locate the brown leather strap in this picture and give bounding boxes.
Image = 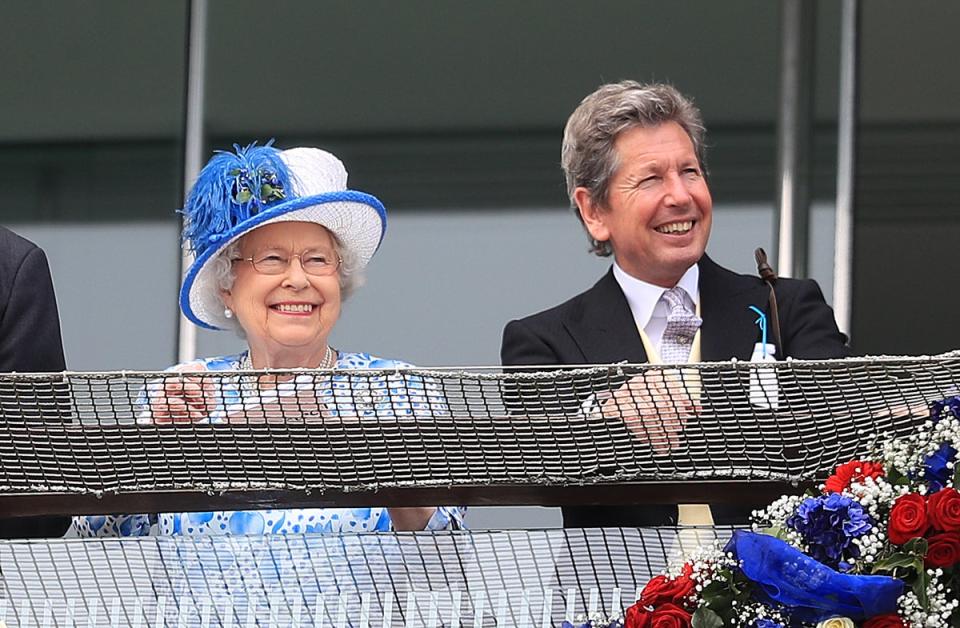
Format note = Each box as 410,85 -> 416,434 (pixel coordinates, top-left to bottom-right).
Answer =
754,248 -> 783,354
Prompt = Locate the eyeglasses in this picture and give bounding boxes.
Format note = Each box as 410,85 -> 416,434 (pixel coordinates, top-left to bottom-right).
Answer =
234,249 -> 342,276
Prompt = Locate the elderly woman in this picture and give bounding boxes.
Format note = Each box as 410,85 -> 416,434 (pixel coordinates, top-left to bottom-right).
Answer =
73,142 -> 464,536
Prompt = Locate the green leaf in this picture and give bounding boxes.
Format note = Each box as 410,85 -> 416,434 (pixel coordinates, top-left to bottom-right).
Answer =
953,462 -> 960,487
699,580 -> 734,609
950,571 -> 960,626
913,568 -> 931,611
762,524 -> 789,540
872,552 -> 921,574
904,537 -> 929,556
732,570 -> 757,598
886,467 -> 910,486
692,607 -> 725,628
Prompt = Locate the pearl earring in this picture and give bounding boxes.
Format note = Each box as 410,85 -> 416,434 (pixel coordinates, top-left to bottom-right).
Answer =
224,308 -> 234,319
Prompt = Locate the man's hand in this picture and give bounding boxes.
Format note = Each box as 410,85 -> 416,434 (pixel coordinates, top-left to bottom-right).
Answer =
150,363 -> 218,423
600,370 -> 701,453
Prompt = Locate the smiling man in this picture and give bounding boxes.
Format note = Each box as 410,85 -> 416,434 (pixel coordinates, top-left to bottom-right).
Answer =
500,81 -> 848,528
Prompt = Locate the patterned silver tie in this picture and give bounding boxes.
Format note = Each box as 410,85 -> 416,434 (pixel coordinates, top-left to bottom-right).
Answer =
659,287 -> 702,363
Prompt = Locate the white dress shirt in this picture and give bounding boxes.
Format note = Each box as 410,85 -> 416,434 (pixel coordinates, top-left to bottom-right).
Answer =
612,262 -> 700,356
612,262 -> 710,524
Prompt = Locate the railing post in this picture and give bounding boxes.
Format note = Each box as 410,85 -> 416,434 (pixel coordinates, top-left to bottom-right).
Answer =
177,0 -> 208,363
774,0 -> 817,278
833,0 -> 860,333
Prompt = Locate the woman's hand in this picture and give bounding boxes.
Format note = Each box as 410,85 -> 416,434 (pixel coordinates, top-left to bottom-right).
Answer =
150,363 -> 218,423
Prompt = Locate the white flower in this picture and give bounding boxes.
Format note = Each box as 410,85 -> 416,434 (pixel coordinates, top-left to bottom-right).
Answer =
816,618 -> 855,628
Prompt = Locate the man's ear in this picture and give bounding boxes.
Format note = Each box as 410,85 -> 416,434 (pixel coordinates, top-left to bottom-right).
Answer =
574,187 -> 610,244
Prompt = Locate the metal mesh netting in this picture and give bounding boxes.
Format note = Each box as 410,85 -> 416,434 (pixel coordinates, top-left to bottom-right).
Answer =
0,528 -> 727,627
0,353 -> 957,508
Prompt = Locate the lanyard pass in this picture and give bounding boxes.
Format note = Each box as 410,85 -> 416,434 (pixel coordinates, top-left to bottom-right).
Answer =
748,305 -> 768,358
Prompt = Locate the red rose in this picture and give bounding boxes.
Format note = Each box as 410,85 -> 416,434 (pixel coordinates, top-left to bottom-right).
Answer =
925,531 -> 960,568
927,488 -> 960,532
824,460 -> 885,494
863,613 -> 908,627
649,603 -> 692,628
639,564 -> 695,607
624,602 -> 652,628
888,493 -> 930,545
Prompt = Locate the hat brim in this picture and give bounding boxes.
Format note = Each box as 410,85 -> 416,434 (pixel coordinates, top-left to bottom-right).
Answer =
180,190 -> 386,330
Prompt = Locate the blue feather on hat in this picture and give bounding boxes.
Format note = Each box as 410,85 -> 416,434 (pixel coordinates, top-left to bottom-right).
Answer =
181,141 -> 293,256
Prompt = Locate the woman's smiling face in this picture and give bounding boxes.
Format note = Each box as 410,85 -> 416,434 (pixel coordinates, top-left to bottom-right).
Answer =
221,221 -> 341,367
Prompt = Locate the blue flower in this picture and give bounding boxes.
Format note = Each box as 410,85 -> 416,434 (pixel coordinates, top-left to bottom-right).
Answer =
930,395 -> 960,424
753,620 -> 785,628
786,494 -> 872,569
923,441 -> 958,492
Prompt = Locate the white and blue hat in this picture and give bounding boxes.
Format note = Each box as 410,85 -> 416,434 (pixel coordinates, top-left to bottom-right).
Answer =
179,142 -> 386,330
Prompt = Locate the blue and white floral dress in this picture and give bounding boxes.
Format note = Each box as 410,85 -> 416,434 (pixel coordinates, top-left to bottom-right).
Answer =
72,351 -> 465,537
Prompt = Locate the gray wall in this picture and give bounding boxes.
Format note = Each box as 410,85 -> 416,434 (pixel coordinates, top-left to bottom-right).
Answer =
11,203 -> 837,371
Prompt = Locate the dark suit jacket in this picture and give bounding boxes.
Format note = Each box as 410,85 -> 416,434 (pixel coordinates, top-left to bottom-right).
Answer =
0,226 -> 70,538
500,255 -> 849,526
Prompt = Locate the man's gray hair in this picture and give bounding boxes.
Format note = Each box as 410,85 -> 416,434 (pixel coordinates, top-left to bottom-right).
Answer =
210,233 -> 365,336
561,81 -> 707,256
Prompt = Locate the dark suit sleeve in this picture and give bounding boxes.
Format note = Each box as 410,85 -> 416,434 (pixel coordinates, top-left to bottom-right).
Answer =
501,319 -> 570,415
780,278 -> 849,359
501,318 -> 563,367
0,240 -> 69,538
0,246 -> 66,372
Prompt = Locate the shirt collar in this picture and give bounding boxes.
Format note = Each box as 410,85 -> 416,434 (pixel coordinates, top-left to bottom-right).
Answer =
612,262 -> 700,329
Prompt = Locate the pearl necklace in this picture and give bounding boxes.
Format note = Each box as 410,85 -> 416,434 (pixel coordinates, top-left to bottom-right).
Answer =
239,345 -> 337,372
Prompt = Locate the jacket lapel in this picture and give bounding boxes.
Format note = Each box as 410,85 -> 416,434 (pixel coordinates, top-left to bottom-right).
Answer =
561,258 -> 771,364
563,269 -> 649,364
698,255 -> 771,361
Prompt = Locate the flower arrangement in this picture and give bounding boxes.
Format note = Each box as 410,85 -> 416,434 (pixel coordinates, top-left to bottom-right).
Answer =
565,396 -> 960,628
